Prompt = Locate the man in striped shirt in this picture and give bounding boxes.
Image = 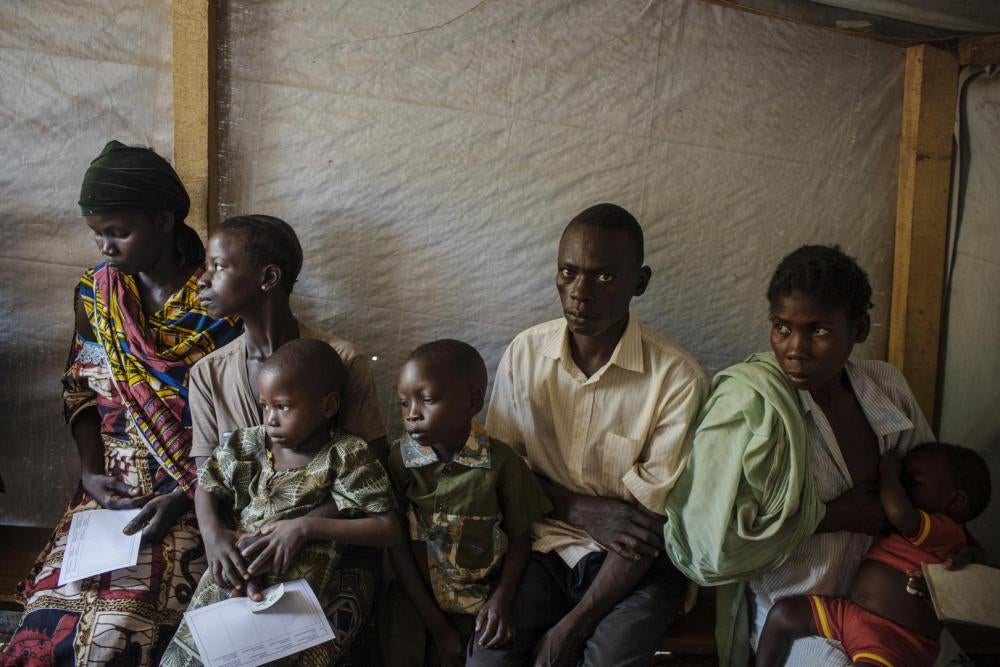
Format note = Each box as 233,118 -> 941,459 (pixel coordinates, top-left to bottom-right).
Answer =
468,203 -> 708,666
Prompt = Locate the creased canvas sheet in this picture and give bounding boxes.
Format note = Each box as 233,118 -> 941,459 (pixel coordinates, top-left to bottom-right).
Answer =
1,0 -> 906,528
217,0 -> 904,445
939,72 -> 1000,558
0,0 -> 173,526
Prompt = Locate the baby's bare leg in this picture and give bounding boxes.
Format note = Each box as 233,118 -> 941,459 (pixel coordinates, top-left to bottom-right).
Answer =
756,597 -> 818,667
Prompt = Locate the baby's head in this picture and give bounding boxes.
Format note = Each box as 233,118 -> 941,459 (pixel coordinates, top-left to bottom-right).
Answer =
397,339 -> 487,458
903,442 -> 991,524
258,338 -> 346,451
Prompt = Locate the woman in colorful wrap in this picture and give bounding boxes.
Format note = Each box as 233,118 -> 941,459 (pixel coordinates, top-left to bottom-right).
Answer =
664,245 -> 944,667
0,141 -> 242,667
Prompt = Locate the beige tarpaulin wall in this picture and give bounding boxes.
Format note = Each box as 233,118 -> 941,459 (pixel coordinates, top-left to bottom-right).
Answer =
939,71 -> 1000,557
0,0 -> 173,525
216,1 -> 904,447
2,0 -> 904,527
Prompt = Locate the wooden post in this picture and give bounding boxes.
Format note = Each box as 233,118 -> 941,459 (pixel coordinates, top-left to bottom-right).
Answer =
172,0 -> 217,237
888,44 -> 957,427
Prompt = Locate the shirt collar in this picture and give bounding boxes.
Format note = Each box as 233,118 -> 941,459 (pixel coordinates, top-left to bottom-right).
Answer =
798,360 -> 914,437
400,421 -> 492,469
540,314 -> 644,378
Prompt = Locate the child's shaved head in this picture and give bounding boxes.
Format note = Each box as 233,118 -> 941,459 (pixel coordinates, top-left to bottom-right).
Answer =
261,338 -> 346,398
405,339 -> 487,393
907,442 -> 992,521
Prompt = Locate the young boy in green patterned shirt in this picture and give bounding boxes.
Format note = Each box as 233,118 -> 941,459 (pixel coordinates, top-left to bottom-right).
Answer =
387,339 -> 552,666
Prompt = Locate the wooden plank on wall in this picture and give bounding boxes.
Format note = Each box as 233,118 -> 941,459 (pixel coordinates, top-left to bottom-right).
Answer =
888,44 -> 957,427
172,0 -> 217,238
958,34 -> 1000,66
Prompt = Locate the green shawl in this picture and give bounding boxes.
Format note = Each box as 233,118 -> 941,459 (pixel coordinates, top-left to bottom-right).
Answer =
664,352 -> 825,666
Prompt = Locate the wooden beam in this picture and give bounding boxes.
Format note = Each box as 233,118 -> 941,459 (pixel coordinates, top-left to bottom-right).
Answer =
888,44 -> 957,427
699,0 -> 967,45
172,0 -> 217,237
958,33 -> 1000,66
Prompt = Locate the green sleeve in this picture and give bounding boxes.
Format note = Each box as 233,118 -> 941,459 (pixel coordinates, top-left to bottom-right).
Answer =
330,437 -> 395,515
386,440 -> 412,510
197,428 -> 241,501
496,441 -> 552,538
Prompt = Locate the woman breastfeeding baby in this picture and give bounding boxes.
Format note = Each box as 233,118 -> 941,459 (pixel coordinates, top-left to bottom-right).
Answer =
665,245 -> 981,667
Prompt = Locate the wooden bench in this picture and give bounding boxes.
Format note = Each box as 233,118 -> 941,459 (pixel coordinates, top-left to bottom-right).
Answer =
654,586 -> 717,664
0,525 -> 52,611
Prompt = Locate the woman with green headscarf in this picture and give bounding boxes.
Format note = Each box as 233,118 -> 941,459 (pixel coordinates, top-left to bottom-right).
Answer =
1,142 -> 242,667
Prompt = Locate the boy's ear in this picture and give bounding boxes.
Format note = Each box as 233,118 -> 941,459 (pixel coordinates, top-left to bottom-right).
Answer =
635,265 -> 652,297
322,391 -> 341,419
261,264 -> 282,293
947,489 -> 969,518
853,312 -> 871,344
469,387 -> 485,415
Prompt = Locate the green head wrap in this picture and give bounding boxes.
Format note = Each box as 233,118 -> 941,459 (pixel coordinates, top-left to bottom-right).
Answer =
79,140 -> 190,221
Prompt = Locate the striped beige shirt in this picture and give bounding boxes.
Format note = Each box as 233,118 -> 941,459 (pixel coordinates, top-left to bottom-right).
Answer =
750,359 -> 935,665
486,315 -> 708,567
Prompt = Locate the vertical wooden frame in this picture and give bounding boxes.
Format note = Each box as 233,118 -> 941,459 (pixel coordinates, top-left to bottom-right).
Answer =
888,44 -> 958,426
172,0 -> 217,237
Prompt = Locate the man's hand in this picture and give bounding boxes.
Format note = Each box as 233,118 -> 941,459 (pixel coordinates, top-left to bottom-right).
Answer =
475,593 -> 514,649
123,490 -> 191,545
429,620 -> 466,667
203,526 -> 248,592
566,495 -> 664,560
533,617 -> 587,667
81,472 -> 152,510
822,481 -> 886,535
240,518 -> 310,576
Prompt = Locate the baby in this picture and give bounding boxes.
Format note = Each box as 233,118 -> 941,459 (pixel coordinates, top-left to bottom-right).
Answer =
757,442 -> 991,667
384,340 -> 552,667
161,338 -> 399,666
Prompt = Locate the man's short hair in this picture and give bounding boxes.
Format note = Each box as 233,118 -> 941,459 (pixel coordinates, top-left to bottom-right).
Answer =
566,203 -> 644,265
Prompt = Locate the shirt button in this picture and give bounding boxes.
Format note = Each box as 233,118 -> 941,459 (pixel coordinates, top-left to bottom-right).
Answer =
441,465 -> 450,475
436,503 -> 445,512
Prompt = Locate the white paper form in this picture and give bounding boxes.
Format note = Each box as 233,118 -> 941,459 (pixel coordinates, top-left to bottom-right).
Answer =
58,508 -> 142,585
184,579 -> 335,667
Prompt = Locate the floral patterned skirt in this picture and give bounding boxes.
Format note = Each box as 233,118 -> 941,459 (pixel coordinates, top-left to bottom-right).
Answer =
0,435 -> 205,667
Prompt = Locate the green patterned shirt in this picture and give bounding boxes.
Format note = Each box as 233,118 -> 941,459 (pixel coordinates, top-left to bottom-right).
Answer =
199,425 -> 393,535
388,422 -> 552,614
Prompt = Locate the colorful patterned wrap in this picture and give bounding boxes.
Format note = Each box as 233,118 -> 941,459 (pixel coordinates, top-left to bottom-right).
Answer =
78,263 -> 241,496
0,264 -> 241,667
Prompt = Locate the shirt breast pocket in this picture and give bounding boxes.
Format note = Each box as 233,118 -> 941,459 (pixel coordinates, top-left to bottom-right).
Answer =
592,432 -> 643,484
455,515 -> 505,571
